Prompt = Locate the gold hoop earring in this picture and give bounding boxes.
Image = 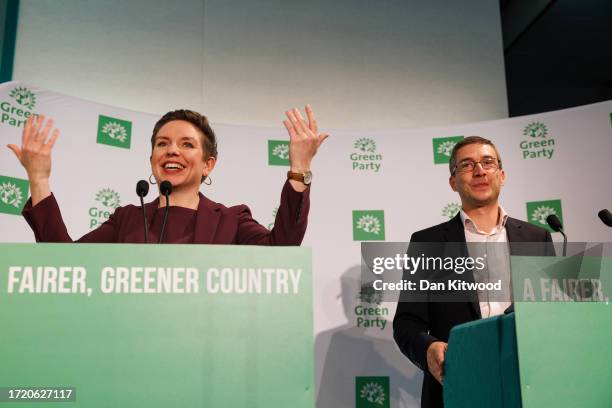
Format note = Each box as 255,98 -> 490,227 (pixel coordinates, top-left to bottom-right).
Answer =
149,174 -> 157,185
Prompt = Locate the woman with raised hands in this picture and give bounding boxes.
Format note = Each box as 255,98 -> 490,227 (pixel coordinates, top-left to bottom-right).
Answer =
7,106 -> 327,244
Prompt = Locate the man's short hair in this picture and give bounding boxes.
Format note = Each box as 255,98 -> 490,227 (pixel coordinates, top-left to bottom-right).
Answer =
449,136 -> 502,175
151,109 -> 218,160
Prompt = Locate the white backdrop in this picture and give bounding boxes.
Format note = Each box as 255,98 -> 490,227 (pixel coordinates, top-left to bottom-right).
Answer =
1,81 -> 611,407
13,0 -> 508,129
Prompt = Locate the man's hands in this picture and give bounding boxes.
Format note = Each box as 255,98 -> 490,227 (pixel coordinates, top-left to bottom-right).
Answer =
283,105 -> 328,191
427,341 -> 448,384
7,115 -> 59,206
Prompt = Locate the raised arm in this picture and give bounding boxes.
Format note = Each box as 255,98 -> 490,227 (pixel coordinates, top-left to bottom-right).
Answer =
7,115 -> 59,206
283,105 -> 328,192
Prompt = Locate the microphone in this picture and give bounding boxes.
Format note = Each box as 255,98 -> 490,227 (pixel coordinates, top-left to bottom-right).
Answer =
136,180 -> 150,243
598,209 -> 612,227
158,181 -> 173,244
546,214 -> 567,256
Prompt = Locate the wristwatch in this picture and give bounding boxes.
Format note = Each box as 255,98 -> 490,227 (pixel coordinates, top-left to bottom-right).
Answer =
287,170 -> 312,185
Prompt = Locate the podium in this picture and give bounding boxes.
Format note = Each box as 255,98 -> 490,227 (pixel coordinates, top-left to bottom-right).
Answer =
443,255 -> 612,408
0,244 -> 314,407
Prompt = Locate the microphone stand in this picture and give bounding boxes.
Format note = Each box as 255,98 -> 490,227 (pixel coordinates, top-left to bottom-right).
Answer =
139,195 -> 149,243
136,180 -> 150,243
559,229 -> 567,257
158,181 -> 172,244
159,193 -> 170,244
546,214 -> 567,256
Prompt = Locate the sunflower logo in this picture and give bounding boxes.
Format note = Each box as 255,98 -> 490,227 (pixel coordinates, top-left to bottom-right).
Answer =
95,188 -> 121,209
531,205 -> 557,225
101,122 -> 128,143
359,283 -> 384,305
523,122 -> 548,138
360,381 -> 386,405
442,203 -> 461,219
354,138 -> 376,153
437,140 -> 457,157
272,144 -> 289,160
9,86 -> 36,109
356,215 -> 382,235
0,182 -> 24,208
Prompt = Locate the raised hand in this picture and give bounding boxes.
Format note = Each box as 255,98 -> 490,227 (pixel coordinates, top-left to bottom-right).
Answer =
283,105 -> 328,174
7,115 -> 59,205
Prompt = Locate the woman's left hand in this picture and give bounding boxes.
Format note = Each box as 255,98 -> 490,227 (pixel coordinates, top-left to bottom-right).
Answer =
283,105 -> 328,174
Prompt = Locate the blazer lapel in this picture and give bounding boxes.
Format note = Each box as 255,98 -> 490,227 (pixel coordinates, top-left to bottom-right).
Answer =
505,217 -> 527,256
194,193 -> 221,244
443,213 -> 467,242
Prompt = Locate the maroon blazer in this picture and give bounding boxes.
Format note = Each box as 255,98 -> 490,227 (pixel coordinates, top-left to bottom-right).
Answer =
23,181 -> 309,245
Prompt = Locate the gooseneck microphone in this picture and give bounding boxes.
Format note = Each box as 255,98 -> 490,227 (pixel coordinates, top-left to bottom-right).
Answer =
158,181 -> 173,244
598,209 -> 612,227
136,180 -> 150,243
546,214 -> 567,256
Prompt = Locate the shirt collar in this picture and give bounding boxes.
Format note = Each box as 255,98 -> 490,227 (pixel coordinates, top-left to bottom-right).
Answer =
460,206 -> 508,234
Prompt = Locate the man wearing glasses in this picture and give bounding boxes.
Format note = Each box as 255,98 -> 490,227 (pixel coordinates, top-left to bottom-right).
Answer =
393,136 -> 552,408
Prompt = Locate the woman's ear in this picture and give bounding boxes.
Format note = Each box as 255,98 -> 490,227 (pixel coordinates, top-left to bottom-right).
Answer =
203,156 -> 217,177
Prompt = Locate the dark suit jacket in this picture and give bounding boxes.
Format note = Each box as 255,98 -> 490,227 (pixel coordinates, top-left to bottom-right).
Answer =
393,213 -> 553,408
23,180 -> 308,245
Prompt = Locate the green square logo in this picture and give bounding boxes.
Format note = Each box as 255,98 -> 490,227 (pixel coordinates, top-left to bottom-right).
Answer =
353,210 -> 385,241
0,175 -> 30,215
432,136 -> 464,164
526,199 -> 563,232
268,140 -> 290,166
96,115 -> 132,149
356,376 -> 390,408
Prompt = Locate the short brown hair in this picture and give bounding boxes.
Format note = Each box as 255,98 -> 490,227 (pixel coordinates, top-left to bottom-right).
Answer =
151,109 -> 218,159
449,136 -> 502,175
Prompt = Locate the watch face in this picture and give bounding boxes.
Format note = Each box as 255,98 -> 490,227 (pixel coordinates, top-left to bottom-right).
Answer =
303,171 -> 312,184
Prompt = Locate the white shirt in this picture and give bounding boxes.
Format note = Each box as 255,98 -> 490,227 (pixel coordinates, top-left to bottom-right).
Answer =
460,207 -> 512,318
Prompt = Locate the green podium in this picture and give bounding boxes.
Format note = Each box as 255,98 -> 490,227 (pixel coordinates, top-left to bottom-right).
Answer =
0,244 -> 314,407
444,255 -> 612,408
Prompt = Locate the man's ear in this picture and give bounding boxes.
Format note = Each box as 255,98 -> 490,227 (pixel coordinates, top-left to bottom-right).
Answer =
499,169 -> 506,186
449,175 -> 457,192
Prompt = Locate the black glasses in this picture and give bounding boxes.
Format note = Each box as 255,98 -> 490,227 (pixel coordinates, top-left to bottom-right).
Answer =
453,157 -> 501,174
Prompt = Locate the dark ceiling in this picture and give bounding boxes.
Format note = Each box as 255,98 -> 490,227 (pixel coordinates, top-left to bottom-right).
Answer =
501,0 -> 612,116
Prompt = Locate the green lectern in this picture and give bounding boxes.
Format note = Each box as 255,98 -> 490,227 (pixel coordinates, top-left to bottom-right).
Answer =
444,255 -> 612,408
0,244 -> 314,407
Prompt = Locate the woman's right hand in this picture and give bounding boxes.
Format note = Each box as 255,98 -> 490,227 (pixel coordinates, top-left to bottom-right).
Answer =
7,115 -> 59,205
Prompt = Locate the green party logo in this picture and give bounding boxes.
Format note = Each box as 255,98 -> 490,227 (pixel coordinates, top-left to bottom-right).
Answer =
432,136 -> 463,164
97,115 -> 132,149
0,175 -> 29,215
442,202 -> 461,219
358,283 -> 383,305
10,86 -> 36,109
355,283 -> 389,330
356,376 -> 390,408
523,122 -> 548,138
268,140 -> 290,166
353,210 -> 385,241
89,188 -> 121,229
267,207 -> 278,230
350,138 -> 382,172
526,199 -> 563,232
1,86 -> 37,128
519,121 -> 555,159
